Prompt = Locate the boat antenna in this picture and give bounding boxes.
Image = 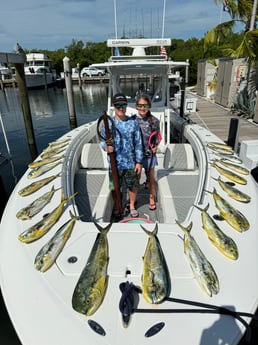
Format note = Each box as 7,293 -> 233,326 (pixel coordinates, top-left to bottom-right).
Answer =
161,0 -> 166,38
114,0 -> 118,39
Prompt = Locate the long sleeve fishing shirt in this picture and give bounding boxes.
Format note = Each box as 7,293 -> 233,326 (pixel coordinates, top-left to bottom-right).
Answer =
101,116 -> 143,170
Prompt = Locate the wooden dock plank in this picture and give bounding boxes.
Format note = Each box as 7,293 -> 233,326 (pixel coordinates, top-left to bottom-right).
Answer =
187,94 -> 258,143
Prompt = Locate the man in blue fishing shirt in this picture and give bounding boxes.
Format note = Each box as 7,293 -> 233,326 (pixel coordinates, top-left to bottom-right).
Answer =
101,93 -> 143,218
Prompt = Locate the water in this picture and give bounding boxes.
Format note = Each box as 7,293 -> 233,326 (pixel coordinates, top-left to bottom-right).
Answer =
0,84 -> 108,197
0,84 -> 109,344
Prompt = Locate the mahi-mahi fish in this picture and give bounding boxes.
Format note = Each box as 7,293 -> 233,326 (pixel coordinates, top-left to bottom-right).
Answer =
18,189 -> 77,243
211,161 -> 247,185
27,161 -> 61,179
34,211 -> 80,272
212,176 -> 251,203
175,220 -> 219,297
18,173 -> 61,197
40,147 -> 66,159
16,186 -> 61,220
207,142 -> 233,152
214,154 -> 242,165
207,188 -> 250,232
72,222 -> 111,316
194,204 -> 239,260
48,138 -> 71,147
28,155 -> 64,169
141,223 -> 170,304
214,159 -> 249,175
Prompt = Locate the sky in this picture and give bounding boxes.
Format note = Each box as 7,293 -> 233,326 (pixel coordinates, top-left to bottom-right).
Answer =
0,0 -> 234,52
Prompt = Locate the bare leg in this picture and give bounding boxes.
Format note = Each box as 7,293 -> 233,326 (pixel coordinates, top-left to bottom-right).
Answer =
128,188 -> 138,212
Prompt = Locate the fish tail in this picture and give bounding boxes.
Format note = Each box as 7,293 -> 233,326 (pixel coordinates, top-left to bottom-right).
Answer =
194,203 -> 209,213
204,187 -> 216,195
69,210 -> 81,221
175,220 -> 193,234
51,185 -> 62,193
94,222 -> 112,235
60,189 -> 77,204
140,223 -> 158,237
66,192 -> 78,202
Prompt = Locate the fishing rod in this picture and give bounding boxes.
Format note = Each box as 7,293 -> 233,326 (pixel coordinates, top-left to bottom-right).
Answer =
144,131 -> 162,187
97,111 -> 123,216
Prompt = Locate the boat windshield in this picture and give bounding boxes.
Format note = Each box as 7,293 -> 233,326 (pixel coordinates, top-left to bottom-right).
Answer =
113,74 -> 167,106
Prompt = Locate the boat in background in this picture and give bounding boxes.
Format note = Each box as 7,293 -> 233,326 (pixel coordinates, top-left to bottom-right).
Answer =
0,63 -> 12,81
23,53 -> 57,89
0,38 -> 258,345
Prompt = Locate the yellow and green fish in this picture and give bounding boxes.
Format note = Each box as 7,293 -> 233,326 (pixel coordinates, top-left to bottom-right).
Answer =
18,173 -> 61,197
176,220 -> 219,297
27,161 -> 61,179
72,222 -> 111,316
28,155 -> 64,169
34,211 -> 80,272
194,204 -> 239,260
212,176 -> 251,203
18,189 -> 77,243
208,188 -> 250,232
211,161 -> 247,185
16,186 -> 61,220
141,224 -> 170,304
214,159 -> 249,175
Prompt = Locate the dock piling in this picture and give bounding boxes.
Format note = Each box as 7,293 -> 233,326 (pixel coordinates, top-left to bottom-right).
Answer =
63,56 -> 77,129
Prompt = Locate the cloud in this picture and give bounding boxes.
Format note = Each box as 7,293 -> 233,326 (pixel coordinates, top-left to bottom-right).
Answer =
0,0 -> 225,52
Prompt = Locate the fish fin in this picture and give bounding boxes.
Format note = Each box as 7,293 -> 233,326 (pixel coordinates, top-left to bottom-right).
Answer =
194,203 -> 209,212
175,220 -> 193,234
93,222 -> 112,235
60,188 -> 65,202
140,223 -> 158,237
65,192 -> 78,203
69,210 -> 81,221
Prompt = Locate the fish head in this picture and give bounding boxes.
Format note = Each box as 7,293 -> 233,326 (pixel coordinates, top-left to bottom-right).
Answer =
143,284 -> 167,304
224,244 -> 239,260
84,284 -> 106,316
74,275 -> 107,316
34,254 -> 52,272
16,209 -> 31,220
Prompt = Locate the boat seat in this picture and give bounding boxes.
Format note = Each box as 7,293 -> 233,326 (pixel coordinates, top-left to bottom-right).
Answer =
157,144 -> 198,223
75,143 -> 113,222
80,143 -> 109,169
163,143 -> 195,171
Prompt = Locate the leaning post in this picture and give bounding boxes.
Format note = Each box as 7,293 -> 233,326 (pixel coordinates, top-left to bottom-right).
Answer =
63,56 -> 77,129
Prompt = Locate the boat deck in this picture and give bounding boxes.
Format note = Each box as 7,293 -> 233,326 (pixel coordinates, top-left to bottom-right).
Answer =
74,142 -> 200,225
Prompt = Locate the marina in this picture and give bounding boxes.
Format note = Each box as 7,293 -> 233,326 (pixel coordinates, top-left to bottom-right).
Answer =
1,37 -> 258,345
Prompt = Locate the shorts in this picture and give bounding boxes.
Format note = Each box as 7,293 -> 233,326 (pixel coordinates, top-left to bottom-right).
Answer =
109,169 -> 139,191
142,154 -> 158,171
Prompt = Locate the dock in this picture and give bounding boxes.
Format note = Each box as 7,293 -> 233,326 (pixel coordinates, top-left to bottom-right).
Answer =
186,93 -> 258,143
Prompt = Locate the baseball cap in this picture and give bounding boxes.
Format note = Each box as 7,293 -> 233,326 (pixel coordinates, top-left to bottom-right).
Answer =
112,93 -> 127,105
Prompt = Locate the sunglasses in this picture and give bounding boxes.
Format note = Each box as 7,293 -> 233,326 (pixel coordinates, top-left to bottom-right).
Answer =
137,104 -> 150,108
114,104 -> 127,109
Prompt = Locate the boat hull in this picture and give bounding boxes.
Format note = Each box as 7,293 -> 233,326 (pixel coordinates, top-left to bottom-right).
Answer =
1,120 -> 258,345
25,73 -> 56,89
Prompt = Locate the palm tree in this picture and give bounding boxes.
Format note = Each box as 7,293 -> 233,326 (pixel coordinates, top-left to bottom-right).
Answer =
204,0 -> 258,117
